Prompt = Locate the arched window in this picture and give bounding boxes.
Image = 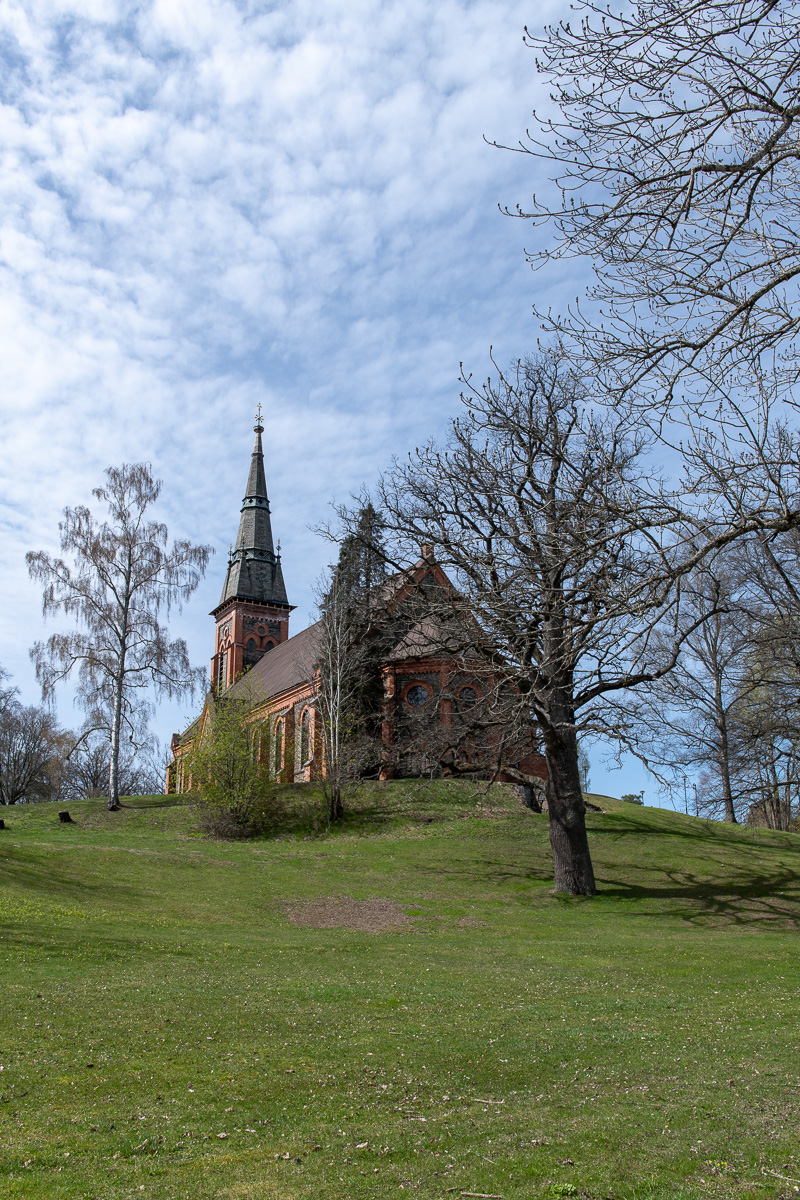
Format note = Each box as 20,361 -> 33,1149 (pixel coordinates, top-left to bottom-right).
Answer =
300,709 -> 311,765
274,718 -> 283,775
246,637 -> 256,652
217,651 -> 226,691
264,640 -> 276,652
459,686 -> 478,709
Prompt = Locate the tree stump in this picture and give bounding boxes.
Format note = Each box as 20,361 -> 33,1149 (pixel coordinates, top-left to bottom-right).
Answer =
58,811 -> 74,824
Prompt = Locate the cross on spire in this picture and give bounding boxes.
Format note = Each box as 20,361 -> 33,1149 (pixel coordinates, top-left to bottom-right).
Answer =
255,402 -> 263,429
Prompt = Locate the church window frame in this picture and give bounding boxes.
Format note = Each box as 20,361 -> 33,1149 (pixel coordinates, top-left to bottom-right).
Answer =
274,717 -> 284,776
404,682 -> 431,709
299,707 -> 312,767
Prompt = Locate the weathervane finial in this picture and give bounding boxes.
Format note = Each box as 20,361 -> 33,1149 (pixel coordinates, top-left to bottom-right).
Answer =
255,402 -> 263,428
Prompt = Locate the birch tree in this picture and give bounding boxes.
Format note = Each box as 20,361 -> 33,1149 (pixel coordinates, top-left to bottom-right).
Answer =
27,463 -> 211,810
315,574 -> 368,822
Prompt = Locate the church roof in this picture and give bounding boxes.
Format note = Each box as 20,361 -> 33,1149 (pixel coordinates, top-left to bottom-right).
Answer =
228,620 -> 322,705
216,418 -> 290,610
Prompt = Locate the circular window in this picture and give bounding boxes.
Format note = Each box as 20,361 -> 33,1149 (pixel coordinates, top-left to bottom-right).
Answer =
257,625 -> 266,635
406,684 -> 430,708
459,686 -> 478,708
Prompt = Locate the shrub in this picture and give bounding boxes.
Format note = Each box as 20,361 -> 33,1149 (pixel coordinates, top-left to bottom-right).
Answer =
185,694 -> 276,838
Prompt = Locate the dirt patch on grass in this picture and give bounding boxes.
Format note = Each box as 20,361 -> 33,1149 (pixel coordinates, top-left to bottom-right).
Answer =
283,896 -> 413,933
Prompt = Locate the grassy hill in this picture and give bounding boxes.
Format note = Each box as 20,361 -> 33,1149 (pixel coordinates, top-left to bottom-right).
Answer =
1,781 -> 799,1200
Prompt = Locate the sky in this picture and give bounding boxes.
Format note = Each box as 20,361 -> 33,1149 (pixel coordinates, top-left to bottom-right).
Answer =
0,0 -> 654,802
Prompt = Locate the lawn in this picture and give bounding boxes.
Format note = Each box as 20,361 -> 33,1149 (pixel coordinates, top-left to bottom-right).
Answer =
1,782 -> 799,1200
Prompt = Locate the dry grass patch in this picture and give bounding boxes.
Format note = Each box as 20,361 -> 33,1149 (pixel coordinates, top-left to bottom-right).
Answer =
283,896 -> 414,933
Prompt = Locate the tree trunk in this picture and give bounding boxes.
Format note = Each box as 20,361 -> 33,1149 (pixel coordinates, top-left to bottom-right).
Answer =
543,718 -> 596,895
719,750 -> 737,824
107,670 -> 124,811
328,781 -> 343,823
715,692 -> 737,823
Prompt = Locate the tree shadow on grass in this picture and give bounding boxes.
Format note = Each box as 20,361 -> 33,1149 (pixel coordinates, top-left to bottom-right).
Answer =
589,810 -> 800,852
0,846 -> 160,909
119,797 -> 185,810
0,923 -> 175,962
594,865 -> 800,928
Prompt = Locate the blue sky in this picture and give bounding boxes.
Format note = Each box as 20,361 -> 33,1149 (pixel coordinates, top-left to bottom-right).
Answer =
0,0 -> 653,802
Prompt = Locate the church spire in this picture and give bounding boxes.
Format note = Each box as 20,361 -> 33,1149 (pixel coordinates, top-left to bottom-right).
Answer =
218,408 -> 289,609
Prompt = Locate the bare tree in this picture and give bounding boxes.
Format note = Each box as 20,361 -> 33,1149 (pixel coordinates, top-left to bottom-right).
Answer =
612,559 -> 758,822
732,714 -> 800,831
0,666 -> 17,724
60,728 -> 163,801
510,0 -> 800,400
577,739 -> 591,794
27,463 -> 212,810
314,574 -> 369,822
0,692 -> 63,806
370,350 -> 740,894
314,505 -> 390,821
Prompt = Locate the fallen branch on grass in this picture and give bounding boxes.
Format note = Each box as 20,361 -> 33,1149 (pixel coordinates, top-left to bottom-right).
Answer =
762,1167 -> 800,1184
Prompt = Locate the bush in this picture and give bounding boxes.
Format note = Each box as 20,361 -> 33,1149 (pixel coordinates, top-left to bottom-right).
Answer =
185,695 -> 276,838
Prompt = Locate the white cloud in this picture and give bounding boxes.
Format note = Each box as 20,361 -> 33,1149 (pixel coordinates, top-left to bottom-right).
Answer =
0,0 -> 574,751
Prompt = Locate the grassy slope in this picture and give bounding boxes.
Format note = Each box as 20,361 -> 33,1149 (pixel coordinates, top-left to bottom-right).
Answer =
1,782 -> 799,1200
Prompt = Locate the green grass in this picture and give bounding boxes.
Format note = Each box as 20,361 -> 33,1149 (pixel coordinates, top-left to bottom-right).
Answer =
1,782 -> 799,1200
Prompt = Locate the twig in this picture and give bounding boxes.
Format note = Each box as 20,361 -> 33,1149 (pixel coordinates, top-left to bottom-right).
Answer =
469,1098 -> 504,1105
762,1167 -> 800,1184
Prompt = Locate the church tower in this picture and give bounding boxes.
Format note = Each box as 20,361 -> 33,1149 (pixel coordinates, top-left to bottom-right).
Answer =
210,408 -> 293,692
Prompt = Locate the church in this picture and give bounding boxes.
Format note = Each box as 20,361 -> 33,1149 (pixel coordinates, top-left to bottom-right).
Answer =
166,414 -> 546,793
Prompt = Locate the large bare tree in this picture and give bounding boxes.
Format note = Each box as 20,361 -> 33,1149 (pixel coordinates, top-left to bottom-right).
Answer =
367,352 -> 737,892
511,0 -> 800,401
27,463 -> 211,810
366,345 -> 800,890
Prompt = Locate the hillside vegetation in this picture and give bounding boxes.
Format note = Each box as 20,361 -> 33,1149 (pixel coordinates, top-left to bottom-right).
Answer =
1,782 -> 799,1200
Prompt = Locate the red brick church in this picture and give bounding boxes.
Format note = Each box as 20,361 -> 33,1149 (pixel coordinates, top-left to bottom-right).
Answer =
167,415 -> 545,793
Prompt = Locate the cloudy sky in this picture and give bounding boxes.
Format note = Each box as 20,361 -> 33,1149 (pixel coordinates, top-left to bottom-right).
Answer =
0,0 -> 651,799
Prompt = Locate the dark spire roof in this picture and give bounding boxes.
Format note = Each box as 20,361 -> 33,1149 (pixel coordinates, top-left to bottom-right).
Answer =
217,413 -> 289,609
